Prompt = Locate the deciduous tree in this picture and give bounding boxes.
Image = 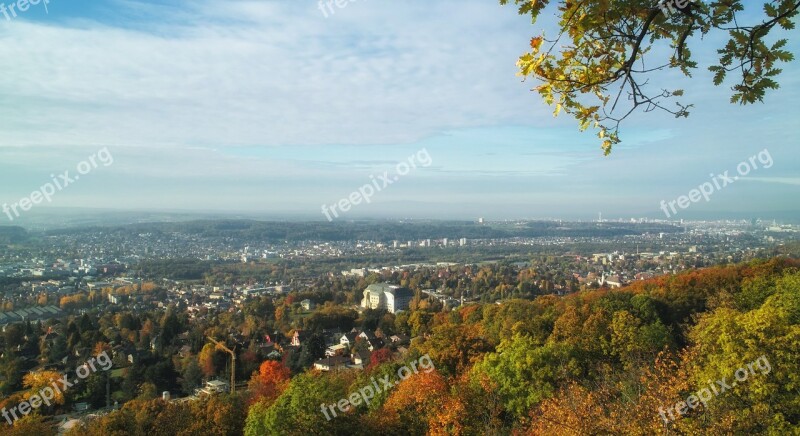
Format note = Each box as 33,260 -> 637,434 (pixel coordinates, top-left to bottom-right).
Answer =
503,0 -> 799,153
247,360 -> 291,406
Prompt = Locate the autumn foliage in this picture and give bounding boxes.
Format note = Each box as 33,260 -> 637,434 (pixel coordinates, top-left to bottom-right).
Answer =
247,360 -> 291,406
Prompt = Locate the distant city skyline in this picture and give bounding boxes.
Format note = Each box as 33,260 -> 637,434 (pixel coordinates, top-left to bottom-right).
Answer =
1,0 -> 798,222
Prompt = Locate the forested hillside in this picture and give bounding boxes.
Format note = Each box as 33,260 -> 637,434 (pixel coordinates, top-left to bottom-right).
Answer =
241,257 -> 799,435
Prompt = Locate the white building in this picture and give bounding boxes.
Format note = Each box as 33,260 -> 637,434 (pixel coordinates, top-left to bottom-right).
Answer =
360,283 -> 413,314
198,380 -> 229,395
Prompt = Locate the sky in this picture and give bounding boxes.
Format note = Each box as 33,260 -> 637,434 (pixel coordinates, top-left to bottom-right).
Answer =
0,0 -> 798,224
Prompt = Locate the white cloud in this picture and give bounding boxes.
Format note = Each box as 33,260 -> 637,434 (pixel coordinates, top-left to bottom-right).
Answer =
0,0 -> 541,150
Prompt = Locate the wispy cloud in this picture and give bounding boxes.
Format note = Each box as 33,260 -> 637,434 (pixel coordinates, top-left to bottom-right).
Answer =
0,0 -> 540,150
744,177 -> 800,186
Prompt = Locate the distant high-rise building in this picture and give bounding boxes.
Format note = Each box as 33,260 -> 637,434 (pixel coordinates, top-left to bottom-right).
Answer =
478,217 -> 484,224
442,238 -> 448,246
459,238 -> 467,246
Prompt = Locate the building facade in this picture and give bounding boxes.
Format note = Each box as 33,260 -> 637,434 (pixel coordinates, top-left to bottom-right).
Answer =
360,283 -> 413,314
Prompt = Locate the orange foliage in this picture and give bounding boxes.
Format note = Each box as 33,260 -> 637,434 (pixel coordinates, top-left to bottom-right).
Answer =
522,349 -> 697,435
247,360 -> 291,406
381,370 -> 460,434
428,395 -> 467,436
59,293 -> 89,310
458,304 -> 481,322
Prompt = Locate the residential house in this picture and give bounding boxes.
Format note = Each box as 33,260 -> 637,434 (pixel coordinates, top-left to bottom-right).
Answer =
313,356 -> 350,372
325,343 -> 348,357
352,350 -> 371,366
389,334 -> 410,346
358,331 -> 383,351
340,332 -> 358,347
291,330 -> 307,347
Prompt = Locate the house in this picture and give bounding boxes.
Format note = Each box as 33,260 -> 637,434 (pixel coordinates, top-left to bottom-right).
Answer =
291,330 -> 307,347
313,356 -> 350,372
325,343 -> 348,357
389,334 -> 410,345
358,331 -> 377,341
605,276 -> 623,288
352,350 -> 371,366
340,332 -> 358,347
300,299 -> 315,311
599,273 -> 624,288
358,331 -> 383,351
257,340 -> 276,352
360,283 -> 413,314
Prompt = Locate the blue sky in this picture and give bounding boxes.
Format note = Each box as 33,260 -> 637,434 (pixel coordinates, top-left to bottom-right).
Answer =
0,0 -> 798,222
